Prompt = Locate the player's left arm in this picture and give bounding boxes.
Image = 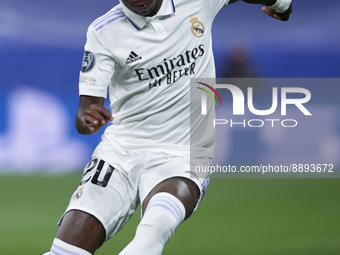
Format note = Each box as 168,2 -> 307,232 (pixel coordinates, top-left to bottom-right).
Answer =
228,0 -> 292,21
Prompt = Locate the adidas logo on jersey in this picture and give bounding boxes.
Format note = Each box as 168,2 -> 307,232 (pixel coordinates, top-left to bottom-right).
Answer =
125,51 -> 142,65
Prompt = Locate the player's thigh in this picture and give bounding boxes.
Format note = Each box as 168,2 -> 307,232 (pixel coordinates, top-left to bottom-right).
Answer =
56,209 -> 105,254
140,156 -> 211,219
59,158 -> 139,244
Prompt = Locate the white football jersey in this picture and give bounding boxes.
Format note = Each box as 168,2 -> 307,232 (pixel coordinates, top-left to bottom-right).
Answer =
79,0 -> 230,157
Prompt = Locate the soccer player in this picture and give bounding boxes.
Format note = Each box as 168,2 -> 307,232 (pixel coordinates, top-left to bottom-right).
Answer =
44,0 -> 292,254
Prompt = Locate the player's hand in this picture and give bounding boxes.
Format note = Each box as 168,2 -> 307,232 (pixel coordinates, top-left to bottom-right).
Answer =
82,104 -> 113,133
75,96 -> 113,134
262,2 -> 292,21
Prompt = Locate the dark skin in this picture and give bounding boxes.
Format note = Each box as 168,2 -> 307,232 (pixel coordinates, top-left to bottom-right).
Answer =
56,0 -> 292,253
121,0 -> 163,17
58,96 -> 200,253
74,96 -> 113,134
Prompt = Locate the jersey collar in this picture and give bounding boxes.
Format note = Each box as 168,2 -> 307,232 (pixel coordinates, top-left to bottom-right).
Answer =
120,0 -> 175,30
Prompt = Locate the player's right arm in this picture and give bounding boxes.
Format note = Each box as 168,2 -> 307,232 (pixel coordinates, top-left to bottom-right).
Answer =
76,23 -> 115,135
75,95 -> 113,134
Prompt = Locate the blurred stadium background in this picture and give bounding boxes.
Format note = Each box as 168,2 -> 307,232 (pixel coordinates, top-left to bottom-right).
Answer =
0,0 -> 339,254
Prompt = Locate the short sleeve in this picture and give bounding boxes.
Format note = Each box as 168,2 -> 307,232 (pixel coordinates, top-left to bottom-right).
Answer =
203,0 -> 230,19
79,25 -> 115,98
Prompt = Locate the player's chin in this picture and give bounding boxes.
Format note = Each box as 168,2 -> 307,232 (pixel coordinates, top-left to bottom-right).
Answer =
132,2 -> 154,16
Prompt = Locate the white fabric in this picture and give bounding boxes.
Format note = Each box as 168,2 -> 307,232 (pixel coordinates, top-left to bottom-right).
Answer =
61,154 -> 210,241
78,0 -> 231,159
118,193 -> 186,255
270,0 -> 292,13
47,238 -> 92,255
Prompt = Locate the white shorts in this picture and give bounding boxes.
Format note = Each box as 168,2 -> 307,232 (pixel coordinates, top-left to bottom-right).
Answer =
61,142 -> 211,240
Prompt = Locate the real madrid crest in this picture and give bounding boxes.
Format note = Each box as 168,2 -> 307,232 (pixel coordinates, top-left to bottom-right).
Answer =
73,187 -> 84,201
190,17 -> 205,37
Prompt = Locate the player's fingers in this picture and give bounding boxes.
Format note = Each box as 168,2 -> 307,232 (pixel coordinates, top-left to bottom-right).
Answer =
83,115 -> 100,132
84,114 -> 97,125
98,108 -> 113,123
89,105 -> 113,124
96,109 -> 113,125
84,108 -> 108,126
262,7 -> 282,21
84,109 -> 101,124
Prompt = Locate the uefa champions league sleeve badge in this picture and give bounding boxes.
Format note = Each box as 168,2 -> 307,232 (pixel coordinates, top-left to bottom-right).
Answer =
190,17 -> 205,37
81,51 -> 95,73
